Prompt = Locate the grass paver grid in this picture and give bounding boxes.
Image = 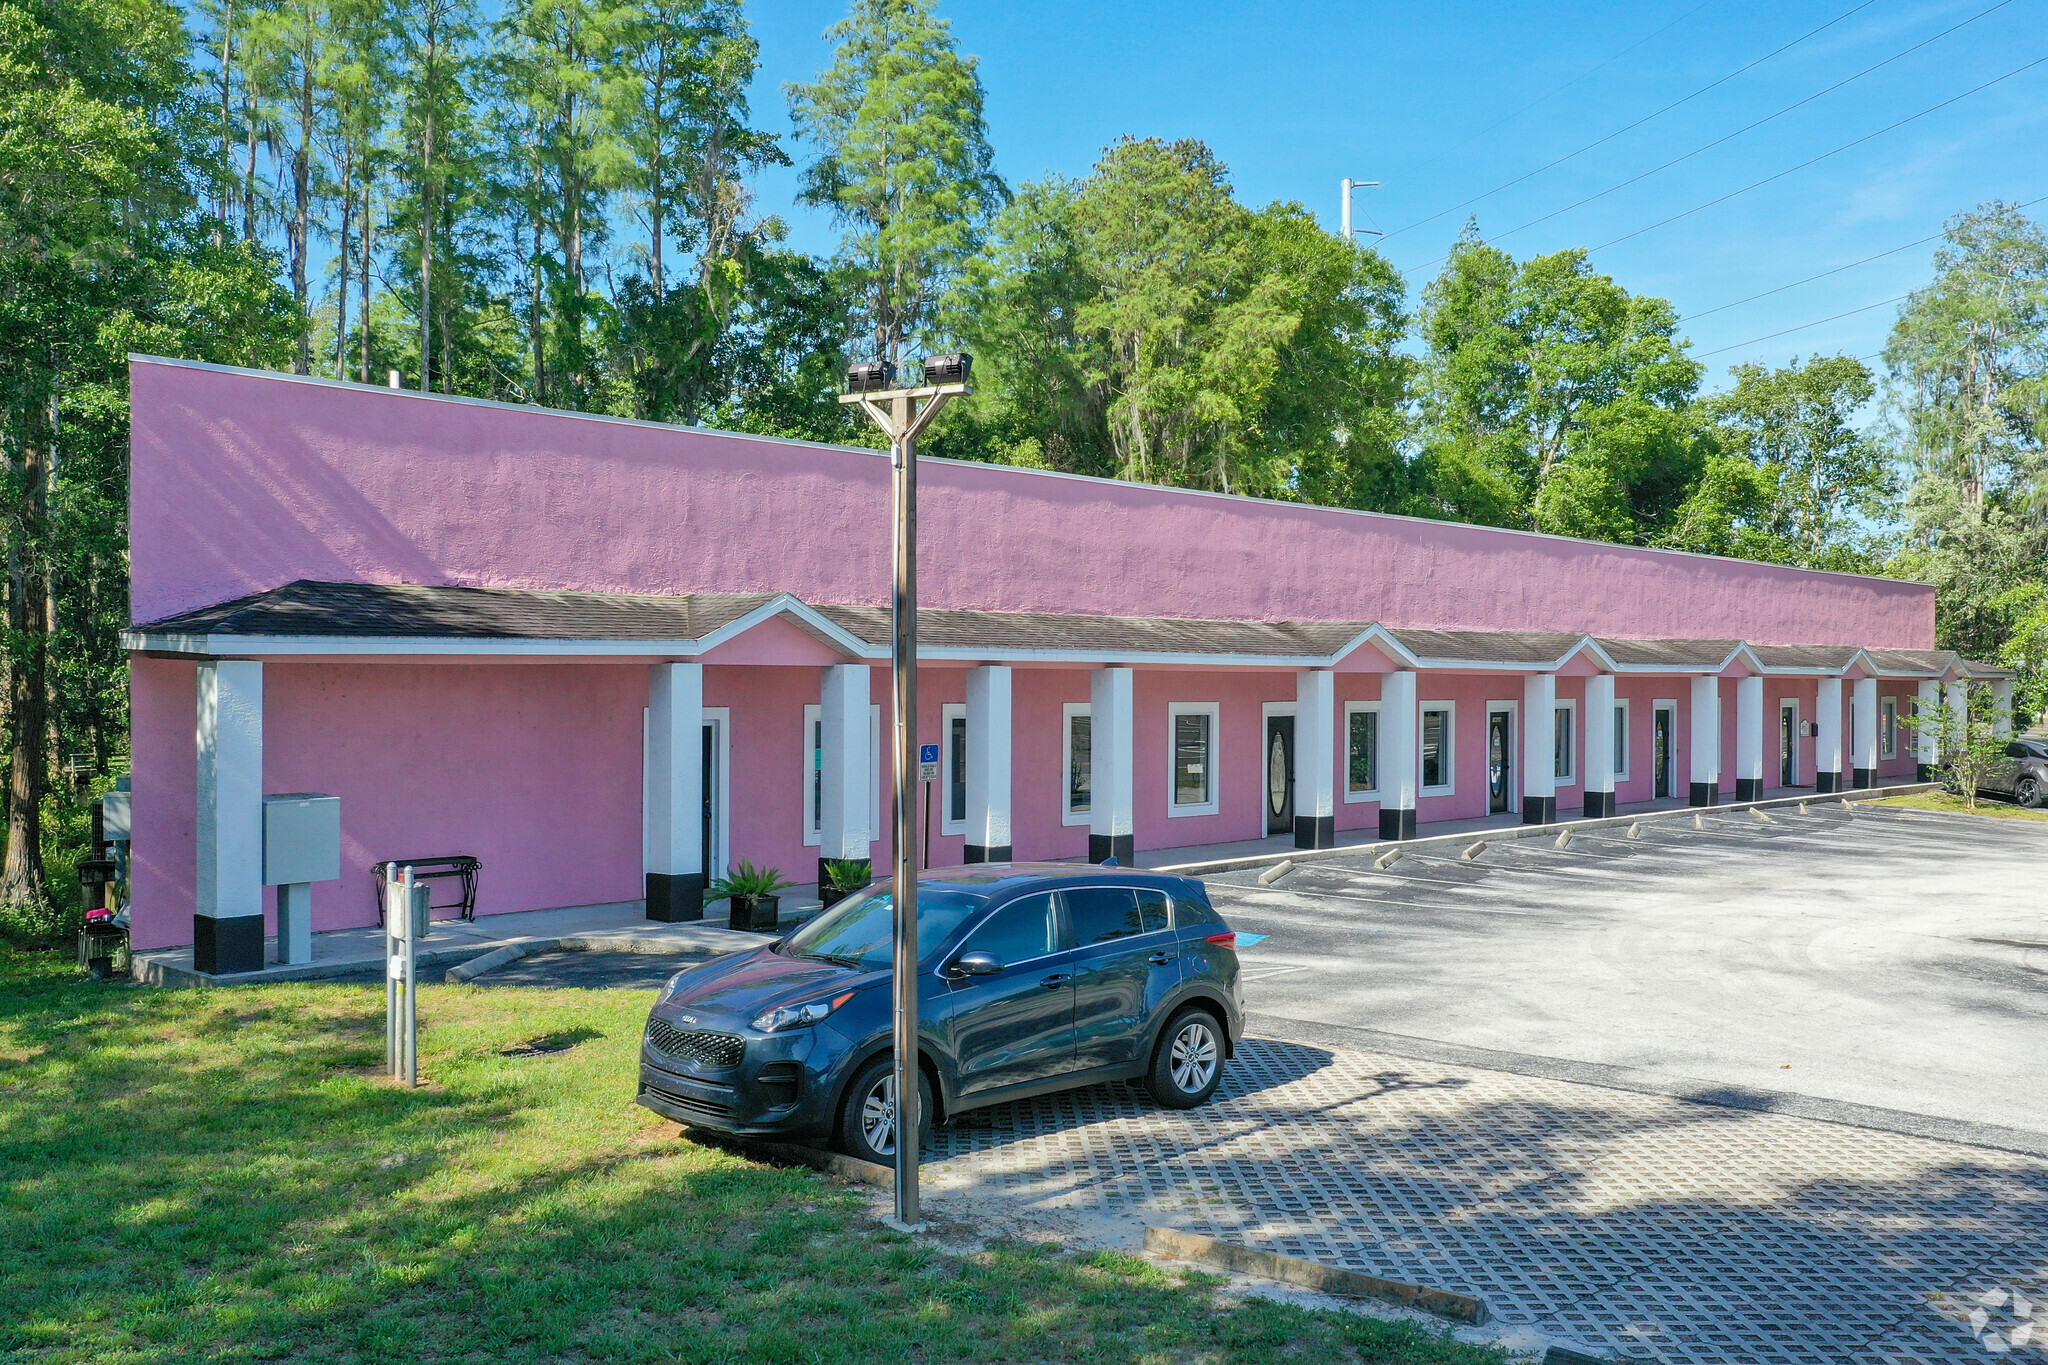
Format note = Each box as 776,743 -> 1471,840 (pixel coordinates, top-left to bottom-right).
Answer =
921,1036 -> 2048,1363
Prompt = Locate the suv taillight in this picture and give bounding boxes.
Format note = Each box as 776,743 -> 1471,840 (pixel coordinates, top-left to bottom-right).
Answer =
1206,932 -> 1237,949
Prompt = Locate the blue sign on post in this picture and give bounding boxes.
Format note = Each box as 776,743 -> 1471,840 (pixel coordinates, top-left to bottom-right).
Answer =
918,743 -> 940,782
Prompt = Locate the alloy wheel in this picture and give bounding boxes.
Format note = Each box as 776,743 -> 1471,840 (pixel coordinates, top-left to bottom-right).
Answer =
1169,1019 -> 1219,1093
859,1074 -> 898,1156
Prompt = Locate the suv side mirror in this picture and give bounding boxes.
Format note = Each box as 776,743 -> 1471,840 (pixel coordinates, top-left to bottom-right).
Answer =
946,950 -> 1004,978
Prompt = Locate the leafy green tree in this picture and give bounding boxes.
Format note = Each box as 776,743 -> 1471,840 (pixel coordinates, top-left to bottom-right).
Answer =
1416,229 -> 1702,537
389,0 -> 482,390
1686,354 -> 1895,570
787,0 -> 1004,370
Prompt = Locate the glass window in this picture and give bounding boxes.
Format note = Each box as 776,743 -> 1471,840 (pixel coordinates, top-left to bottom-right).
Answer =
1065,886 -> 1147,944
964,893 -> 1059,965
1881,698 -> 1898,758
1614,704 -> 1627,776
1068,712 -> 1092,814
811,719 -> 823,834
1174,712 -> 1211,806
948,712 -> 967,823
1135,888 -> 1169,933
1170,892 -> 1222,928
784,886 -> 988,970
1422,709 -> 1450,789
1348,709 -> 1378,793
1554,705 -> 1573,781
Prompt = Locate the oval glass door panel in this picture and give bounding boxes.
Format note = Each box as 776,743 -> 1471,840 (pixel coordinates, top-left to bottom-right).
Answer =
1268,733 -> 1288,816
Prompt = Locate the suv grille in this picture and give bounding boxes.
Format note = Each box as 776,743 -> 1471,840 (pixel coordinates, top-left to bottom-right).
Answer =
646,1017 -> 745,1069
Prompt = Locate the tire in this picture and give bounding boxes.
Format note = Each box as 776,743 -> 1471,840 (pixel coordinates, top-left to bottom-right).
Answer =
835,1054 -> 933,1164
1145,1007 -> 1225,1109
2018,774 -> 2044,809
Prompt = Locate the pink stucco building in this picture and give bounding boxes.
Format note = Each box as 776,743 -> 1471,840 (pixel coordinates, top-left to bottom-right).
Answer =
124,357 -> 2012,973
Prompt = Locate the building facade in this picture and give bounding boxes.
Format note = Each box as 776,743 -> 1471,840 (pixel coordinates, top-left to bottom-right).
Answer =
124,358 -> 2013,970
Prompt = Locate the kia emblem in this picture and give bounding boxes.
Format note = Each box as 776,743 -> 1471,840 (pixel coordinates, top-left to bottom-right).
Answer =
677,1014 -> 697,1025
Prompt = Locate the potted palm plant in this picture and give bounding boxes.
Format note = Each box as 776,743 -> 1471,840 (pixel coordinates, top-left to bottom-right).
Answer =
707,859 -> 795,932
818,857 -> 873,909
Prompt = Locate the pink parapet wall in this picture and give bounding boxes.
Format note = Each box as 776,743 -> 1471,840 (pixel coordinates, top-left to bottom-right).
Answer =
129,358 -> 1935,647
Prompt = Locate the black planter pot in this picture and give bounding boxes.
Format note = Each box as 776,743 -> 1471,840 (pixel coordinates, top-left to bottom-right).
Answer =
728,893 -> 779,933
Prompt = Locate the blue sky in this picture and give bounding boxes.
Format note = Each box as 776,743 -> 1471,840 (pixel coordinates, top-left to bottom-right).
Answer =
744,0 -> 2048,389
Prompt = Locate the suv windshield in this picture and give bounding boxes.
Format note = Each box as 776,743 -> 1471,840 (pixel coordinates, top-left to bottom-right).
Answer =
783,886 -> 989,970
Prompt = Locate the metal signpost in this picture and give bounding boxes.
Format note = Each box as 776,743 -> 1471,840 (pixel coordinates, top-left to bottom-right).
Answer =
839,356 -> 971,1230
919,742 -> 940,871
384,867 -> 429,1087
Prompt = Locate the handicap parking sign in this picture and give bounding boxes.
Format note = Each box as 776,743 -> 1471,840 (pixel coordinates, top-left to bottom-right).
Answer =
918,743 -> 940,782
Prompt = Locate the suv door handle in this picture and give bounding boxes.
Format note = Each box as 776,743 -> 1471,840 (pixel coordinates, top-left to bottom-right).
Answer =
1039,972 -> 1072,988
1148,951 -> 1175,965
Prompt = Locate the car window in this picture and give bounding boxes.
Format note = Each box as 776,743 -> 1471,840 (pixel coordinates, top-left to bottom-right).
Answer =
1171,892 -> 1222,929
964,893 -> 1059,966
2023,742 -> 2048,759
1135,888 -> 1169,933
1064,886 -> 1148,944
783,886 -> 988,969
2008,742 -> 2030,758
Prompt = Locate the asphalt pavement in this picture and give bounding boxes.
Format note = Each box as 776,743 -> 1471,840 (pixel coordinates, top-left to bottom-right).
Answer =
1206,802 -> 2048,1147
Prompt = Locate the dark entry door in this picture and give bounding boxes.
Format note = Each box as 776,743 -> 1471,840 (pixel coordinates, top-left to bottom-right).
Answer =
1266,715 -> 1295,836
1780,706 -> 1797,787
1654,709 -> 1673,798
701,723 -> 715,879
1488,711 -> 1511,814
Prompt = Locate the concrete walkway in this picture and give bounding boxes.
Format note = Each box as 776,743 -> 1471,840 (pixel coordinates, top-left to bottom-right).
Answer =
132,896 -> 796,987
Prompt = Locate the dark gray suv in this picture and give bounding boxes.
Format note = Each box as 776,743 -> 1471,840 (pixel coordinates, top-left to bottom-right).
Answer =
636,864 -> 1242,1163
1987,738 -> 2048,807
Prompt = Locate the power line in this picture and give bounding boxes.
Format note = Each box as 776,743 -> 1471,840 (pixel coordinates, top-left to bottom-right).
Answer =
1380,0 -> 1880,243
1686,191 -> 2048,321
1587,54 -> 2048,254
1401,0 -> 1720,181
1438,0 -> 2011,260
1694,293 -> 1910,359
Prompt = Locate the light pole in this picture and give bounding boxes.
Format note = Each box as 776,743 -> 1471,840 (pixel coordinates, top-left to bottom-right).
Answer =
838,352 -> 971,1230
1340,177 -> 1382,244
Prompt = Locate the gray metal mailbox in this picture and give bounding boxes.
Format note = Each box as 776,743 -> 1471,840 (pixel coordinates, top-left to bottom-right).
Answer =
264,793 -> 340,965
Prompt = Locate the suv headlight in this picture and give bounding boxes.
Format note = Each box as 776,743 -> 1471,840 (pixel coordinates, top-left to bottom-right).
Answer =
752,990 -> 855,1033
657,970 -> 689,1004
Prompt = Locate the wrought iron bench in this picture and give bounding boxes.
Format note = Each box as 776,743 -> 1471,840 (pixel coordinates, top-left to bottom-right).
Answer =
371,856 -> 481,923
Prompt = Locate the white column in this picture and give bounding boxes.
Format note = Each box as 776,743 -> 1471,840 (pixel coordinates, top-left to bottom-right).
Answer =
820,664 -> 872,878
1583,673 -> 1617,817
1913,679 -> 1941,775
964,665 -> 1013,862
1089,666 -> 1135,864
1378,669 -> 1419,839
1734,675 -> 1765,800
196,659 -> 264,973
1689,675 -> 1720,805
1992,679 -> 2015,738
645,662 -> 705,921
1945,680 -> 1970,761
1522,672 -> 1557,824
1817,677 -> 1846,791
1294,669 -> 1336,848
1851,676 -> 1878,786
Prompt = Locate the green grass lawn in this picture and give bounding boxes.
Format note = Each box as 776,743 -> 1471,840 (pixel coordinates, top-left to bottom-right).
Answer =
0,951 -> 1509,1365
1873,790 -> 2048,821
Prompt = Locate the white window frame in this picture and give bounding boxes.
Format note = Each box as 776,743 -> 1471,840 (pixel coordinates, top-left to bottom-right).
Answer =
1880,695 -> 1898,759
1420,700 -> 1456,797
1062,702 -> 1093,826
1343,699 -> 1381,802
1167,701 -> 1222,818
1553,698 -> 1579,785
940,702 -> 967,835
802,702 -> 881,847
1613,697 -> 1632,783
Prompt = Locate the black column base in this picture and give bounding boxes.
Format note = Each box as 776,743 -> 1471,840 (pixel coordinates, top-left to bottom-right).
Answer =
1916,764 -> 1933,782
1378,808 -> 1417,840
194,914 -> 264,975
1292,814 -> 1335,849
1735,778 -> 1764,802
1582,791 -> 1617,819
1522,795 -> 1557,826
1088,833 -> 1134,865
1852,768 -> 1874,790
1815,771 -> 1841,794
1689,782 -> 1719,807
964,843 -> 1011,864
646,872 -> 706,923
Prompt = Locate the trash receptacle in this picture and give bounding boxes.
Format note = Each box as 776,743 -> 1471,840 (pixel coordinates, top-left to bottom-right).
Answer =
78,912 -> 128,980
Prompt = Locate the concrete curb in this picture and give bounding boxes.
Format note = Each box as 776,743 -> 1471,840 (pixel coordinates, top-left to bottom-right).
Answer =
443,939 -> 556,983
1141,1225 -> 1488,1324
444,927 -> 781,982
1155,782 -> 1939,879
693,1132 -> 894,1188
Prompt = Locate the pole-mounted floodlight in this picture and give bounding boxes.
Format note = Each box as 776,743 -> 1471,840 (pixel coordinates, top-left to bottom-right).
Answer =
1340,178 -> 1382,243
837,351 -> 972,1231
